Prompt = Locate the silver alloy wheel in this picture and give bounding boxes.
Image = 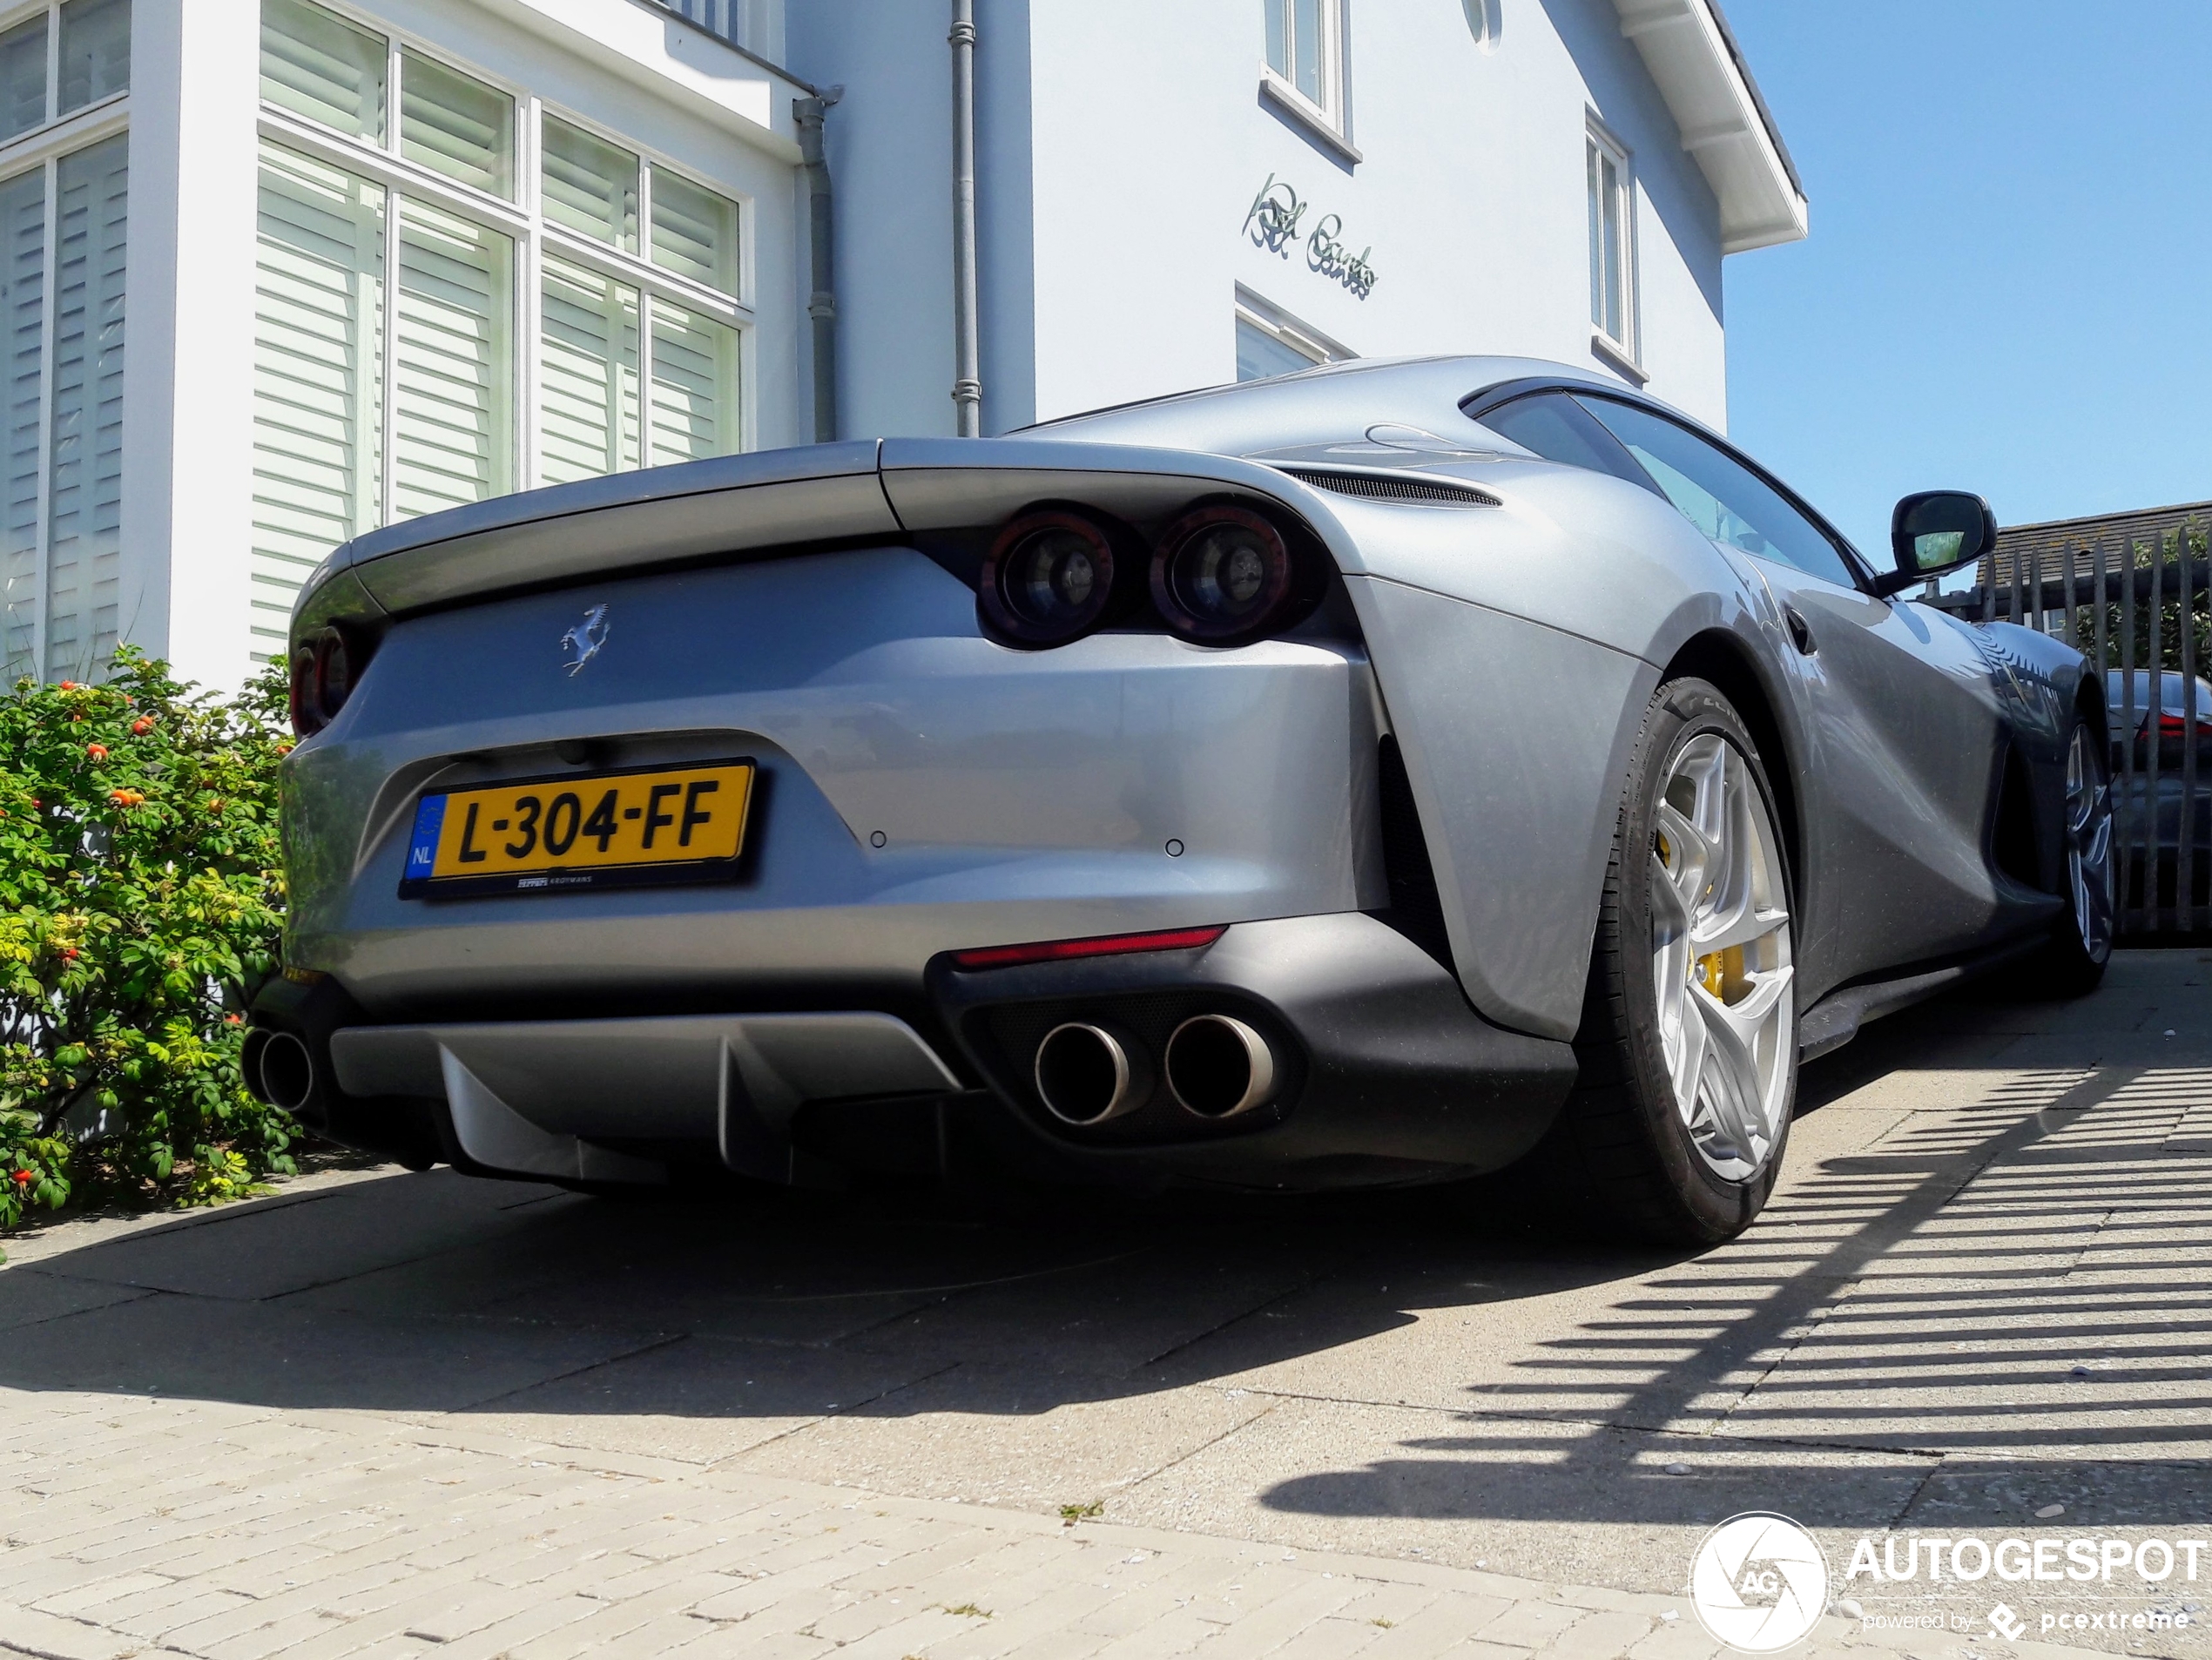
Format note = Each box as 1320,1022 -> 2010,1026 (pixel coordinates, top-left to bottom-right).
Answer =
1650,732 -> 1795,1183
2064,719 -> 2116,960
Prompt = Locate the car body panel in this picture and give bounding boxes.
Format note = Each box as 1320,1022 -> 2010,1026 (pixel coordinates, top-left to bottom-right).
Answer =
283,546 -> 1386,1020
265,354 -> 2101,1189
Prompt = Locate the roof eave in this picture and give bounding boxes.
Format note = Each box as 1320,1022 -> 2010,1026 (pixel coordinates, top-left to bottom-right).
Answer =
1612,0 -> 1808,254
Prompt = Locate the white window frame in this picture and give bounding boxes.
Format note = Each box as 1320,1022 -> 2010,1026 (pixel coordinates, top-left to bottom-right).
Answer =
1260,0 -> 1350,144
0,0 -> 132,681
1586,118 -> 1640,375
255,0 -> 757,512
1234,285 -> 1352,378
0,0 -> 131,152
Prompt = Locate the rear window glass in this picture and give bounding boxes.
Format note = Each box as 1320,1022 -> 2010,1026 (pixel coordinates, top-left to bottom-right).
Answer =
1474,393 -> 1662,496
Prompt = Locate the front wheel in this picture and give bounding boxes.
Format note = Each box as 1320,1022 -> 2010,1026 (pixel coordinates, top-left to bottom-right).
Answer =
1536,678 -> 1798,1245
2028,710 -> 2114,996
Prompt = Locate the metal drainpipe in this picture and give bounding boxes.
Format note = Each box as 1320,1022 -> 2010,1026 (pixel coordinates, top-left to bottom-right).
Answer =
949,0 -> 981,435
793,89 -> 842,445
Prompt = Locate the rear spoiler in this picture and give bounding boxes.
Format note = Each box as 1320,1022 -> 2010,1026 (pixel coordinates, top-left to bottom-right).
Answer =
295,439 -> 1357,638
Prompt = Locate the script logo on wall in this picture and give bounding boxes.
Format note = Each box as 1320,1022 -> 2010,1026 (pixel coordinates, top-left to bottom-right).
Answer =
1243,175 -> 1377,300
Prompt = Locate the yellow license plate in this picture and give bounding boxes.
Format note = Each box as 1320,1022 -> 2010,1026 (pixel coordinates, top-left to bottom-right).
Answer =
400,760 -> 755,896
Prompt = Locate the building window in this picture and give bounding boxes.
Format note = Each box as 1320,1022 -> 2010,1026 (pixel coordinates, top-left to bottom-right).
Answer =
1587,123 -> 1636,364
1263,0 -> 1344,130
251,0 -> 748,664
1235,288 -> 1352,381
0,0 -> 131,682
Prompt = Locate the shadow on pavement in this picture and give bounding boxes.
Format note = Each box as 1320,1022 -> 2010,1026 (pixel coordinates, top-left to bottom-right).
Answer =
3,951 -> 2208,1538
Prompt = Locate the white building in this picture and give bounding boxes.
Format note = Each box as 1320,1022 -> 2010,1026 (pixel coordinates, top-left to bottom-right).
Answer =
0,0 -> 1800,690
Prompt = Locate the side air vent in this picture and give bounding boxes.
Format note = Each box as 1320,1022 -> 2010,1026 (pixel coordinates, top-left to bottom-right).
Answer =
1282,468 -> 1501,508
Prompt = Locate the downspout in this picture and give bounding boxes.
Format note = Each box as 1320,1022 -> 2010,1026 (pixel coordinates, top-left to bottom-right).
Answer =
793,89 -> 842,445
949,0 -> 981,435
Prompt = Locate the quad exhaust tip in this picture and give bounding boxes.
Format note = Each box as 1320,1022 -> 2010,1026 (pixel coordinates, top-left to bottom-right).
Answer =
1165,1015 -> 1276,1118
1034,1022 -> 1150,1124
248,1029 -> 318,1113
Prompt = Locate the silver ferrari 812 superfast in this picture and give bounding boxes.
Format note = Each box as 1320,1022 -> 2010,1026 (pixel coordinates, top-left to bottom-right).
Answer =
250,357 -> 2114,1243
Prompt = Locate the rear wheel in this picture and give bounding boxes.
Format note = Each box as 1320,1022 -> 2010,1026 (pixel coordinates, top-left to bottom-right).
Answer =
1537,678 -> 1798,1245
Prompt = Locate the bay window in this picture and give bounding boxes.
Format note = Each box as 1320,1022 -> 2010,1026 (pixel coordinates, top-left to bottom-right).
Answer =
0,0 -> 130,681
251,0 -> 748,662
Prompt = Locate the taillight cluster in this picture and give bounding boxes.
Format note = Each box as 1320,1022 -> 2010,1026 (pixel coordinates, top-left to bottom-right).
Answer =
977,502 -> 1322,650
289,629 -> 364,737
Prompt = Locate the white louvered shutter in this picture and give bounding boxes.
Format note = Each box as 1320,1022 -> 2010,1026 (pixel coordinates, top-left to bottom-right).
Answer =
252,142 -> 384,664
0,16 -> 47,143
541,116 -> 637,253
393,196 -> 511,519
0,170 -> 41,678
401,50 -> 513,199
647,297 -> 738,467
538,255 -> 637,484
650,172 -> 736,294
44,132 -> 125,681
260,0 -> 385,143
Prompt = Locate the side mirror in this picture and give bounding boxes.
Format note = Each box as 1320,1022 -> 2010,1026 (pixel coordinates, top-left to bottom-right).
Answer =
1876,490 -> 1998,597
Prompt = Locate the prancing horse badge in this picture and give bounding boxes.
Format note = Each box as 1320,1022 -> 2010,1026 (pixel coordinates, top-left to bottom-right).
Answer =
560,604 -> 610,676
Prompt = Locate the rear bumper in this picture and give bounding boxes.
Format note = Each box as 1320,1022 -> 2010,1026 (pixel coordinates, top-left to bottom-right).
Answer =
253,913 -> 1575,1191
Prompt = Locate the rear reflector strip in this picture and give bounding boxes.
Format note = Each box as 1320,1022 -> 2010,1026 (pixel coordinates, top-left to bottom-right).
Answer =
949,925 -> 1226,971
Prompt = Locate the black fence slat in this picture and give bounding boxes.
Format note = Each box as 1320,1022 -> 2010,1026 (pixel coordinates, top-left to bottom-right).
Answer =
2147,542 -> 2164,931
2176,546 -> 2194,938
2121,537 -> 2140,927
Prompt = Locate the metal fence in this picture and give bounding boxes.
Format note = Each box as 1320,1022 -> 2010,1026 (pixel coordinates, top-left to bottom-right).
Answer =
1925,523 -> 2209,937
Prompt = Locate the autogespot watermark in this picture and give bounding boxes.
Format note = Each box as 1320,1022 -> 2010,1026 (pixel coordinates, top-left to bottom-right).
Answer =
1687,1514 -> 2204,1654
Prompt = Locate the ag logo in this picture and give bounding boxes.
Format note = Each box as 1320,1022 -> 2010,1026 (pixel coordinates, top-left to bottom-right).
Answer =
560,604 -> 610,676
1688,1512 -> 1829,1652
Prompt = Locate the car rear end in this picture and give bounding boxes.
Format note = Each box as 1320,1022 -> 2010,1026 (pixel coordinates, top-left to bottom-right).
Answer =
249,437 -> 1575,1193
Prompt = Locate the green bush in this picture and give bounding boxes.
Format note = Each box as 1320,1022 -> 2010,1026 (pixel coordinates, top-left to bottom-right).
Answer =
0,649 -> 295,1232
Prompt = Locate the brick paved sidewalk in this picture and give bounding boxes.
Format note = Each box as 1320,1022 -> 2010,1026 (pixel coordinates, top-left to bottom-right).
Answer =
1,1386 -> 2107,1660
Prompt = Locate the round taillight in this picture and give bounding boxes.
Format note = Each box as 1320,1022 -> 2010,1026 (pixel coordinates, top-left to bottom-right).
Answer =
980,510 -> 1121,644
315,631 -> 354,719
288,630 -> 361,738
288,644 -> 324,738
1150,506 -> 1295,644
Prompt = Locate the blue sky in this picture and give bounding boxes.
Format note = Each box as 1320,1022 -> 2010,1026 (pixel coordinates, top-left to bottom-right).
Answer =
1720,1 -> 2212,559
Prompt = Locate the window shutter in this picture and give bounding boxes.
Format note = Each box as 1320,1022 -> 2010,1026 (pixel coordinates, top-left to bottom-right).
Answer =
401,50 -> 514,200
0,171 -> 42,678
650,172 -> 736,293
260,0 -> 386,144
538,255 -> 637,485
0,16 -> 46,143
541,115 -> 637,253
44,132 -> 125,682
253,142 -> 385,664
647,298 -> 737,467
393,196 -> 511,520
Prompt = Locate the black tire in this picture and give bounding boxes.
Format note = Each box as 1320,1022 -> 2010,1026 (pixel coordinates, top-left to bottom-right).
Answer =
2021,707 -> 2114,998
1527,678 -> 1798,1246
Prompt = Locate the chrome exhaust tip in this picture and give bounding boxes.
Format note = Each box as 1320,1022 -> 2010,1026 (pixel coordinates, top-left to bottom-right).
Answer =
1164,1015 -> 1276,1118
1034,1022 -> 1150,1124
253,1030 -> 318,1114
